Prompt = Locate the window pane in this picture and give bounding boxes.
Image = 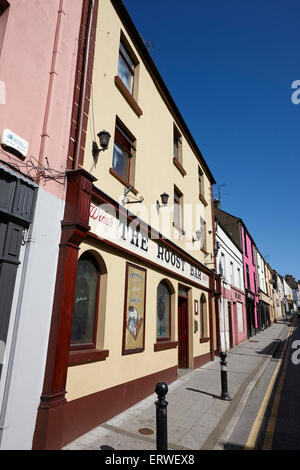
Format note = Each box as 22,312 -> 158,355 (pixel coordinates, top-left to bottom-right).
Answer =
174,190 -> 182,227
120,42 -> 135,70
174,202 -> 180,227
71,257 -> 99,346
118,54 -> 133,93
200,217 -> 205,248
200,297 -> 206,336
198,168 -> 203,195
174,138 -> 179,160
157,283 -> 170,338
113,141 -> 130,181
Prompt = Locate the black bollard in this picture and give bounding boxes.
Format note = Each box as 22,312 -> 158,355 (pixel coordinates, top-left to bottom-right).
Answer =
155,382 -> 168,450
220,352 -> 232,401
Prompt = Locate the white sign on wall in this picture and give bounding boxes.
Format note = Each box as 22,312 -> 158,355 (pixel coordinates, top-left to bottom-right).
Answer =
1,129 -> 29,158
89,203 -> 210,289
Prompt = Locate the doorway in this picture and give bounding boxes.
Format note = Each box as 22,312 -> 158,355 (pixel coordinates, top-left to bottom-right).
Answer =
178,296 -> 188,368
228,302 -> 234,348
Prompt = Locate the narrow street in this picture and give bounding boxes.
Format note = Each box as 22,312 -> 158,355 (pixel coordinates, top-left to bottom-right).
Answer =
224,316 -> 300,450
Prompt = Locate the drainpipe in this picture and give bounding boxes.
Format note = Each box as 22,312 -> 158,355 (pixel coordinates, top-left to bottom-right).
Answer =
73,0 -> 95,170
37,0 -> 65,184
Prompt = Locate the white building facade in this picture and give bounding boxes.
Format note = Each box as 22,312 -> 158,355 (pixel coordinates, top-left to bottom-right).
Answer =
215,220 -> 247,351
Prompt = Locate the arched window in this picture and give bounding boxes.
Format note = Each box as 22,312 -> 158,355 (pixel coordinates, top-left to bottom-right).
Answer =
157,281 -> 171,340
199,294 -> 207,338
70,252 -> 100,348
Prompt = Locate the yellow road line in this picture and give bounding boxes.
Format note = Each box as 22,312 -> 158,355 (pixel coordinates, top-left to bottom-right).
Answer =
245,324 -> 294,450
262,327 -> 293,449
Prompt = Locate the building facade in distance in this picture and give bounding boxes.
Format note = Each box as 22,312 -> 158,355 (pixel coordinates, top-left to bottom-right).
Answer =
215,217 -> 247,351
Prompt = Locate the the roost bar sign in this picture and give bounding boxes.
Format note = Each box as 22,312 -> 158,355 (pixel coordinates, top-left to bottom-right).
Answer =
89,203 -> 209,289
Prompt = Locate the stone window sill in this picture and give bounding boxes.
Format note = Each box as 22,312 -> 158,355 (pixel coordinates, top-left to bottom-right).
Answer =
154,341 -> 178,352
173,158 -> 187,176
69,348 -> 109,366
109,168 -> 139,196
199,193 -> 208,207
200,337 -> 210,344
114,76 -> 143,117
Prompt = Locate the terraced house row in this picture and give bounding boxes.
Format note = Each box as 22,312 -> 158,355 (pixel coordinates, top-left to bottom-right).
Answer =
0,0 -> 299,449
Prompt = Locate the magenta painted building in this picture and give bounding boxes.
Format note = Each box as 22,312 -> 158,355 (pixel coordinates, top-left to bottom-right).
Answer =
241,224 -> 259,337
0,0 -> 84,449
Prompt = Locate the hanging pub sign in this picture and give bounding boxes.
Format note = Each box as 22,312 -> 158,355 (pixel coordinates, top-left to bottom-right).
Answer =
122,263 -> 147,355
89,202 -> 210,289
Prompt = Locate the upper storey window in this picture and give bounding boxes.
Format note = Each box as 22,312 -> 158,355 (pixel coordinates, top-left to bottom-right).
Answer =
112,120 -> 136,186
118,41 -> 135,94
115,34 -> 142,117
172,124 -> 186,176
173,125 -> 182,163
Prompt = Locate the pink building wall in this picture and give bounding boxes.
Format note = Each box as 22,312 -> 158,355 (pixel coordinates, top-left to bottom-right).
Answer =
241,224 -> 259,331
222,285 -> 247,347
0,0 -> 85,449
0,0 -> 83,199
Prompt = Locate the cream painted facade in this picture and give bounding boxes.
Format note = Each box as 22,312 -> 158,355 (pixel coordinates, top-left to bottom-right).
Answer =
265,262 -> 275,323
81,0 -> 214,260
65,0 -> 217,406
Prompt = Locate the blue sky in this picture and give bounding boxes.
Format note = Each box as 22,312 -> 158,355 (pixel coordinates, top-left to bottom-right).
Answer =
124,0 -> 300,281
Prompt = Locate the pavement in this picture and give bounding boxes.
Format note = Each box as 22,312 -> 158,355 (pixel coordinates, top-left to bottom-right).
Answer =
63,318 -> 290,451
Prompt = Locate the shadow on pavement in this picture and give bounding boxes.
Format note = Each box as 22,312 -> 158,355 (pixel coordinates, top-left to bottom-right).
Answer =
186,387 -> 220,399
223,442 -> 245,450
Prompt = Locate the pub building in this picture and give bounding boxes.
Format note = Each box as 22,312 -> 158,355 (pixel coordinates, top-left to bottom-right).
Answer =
33,0 -> 221,449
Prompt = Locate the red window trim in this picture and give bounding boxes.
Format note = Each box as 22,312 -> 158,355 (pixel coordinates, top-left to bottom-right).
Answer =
112,123 -> 136,185
199,337 -> 210,344
114,76 -> 143,117
199,193 -> 208,207
109,167 -> 139,196
69,348 -> 109,366
154,341 -> 178,352
173,158 -> 187,177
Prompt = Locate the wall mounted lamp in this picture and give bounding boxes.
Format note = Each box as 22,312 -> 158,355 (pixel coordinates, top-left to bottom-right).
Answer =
192,230 -> 202,244
92,130 -> 111,158
156,192 -> 169,210
91,130 -> 111,172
